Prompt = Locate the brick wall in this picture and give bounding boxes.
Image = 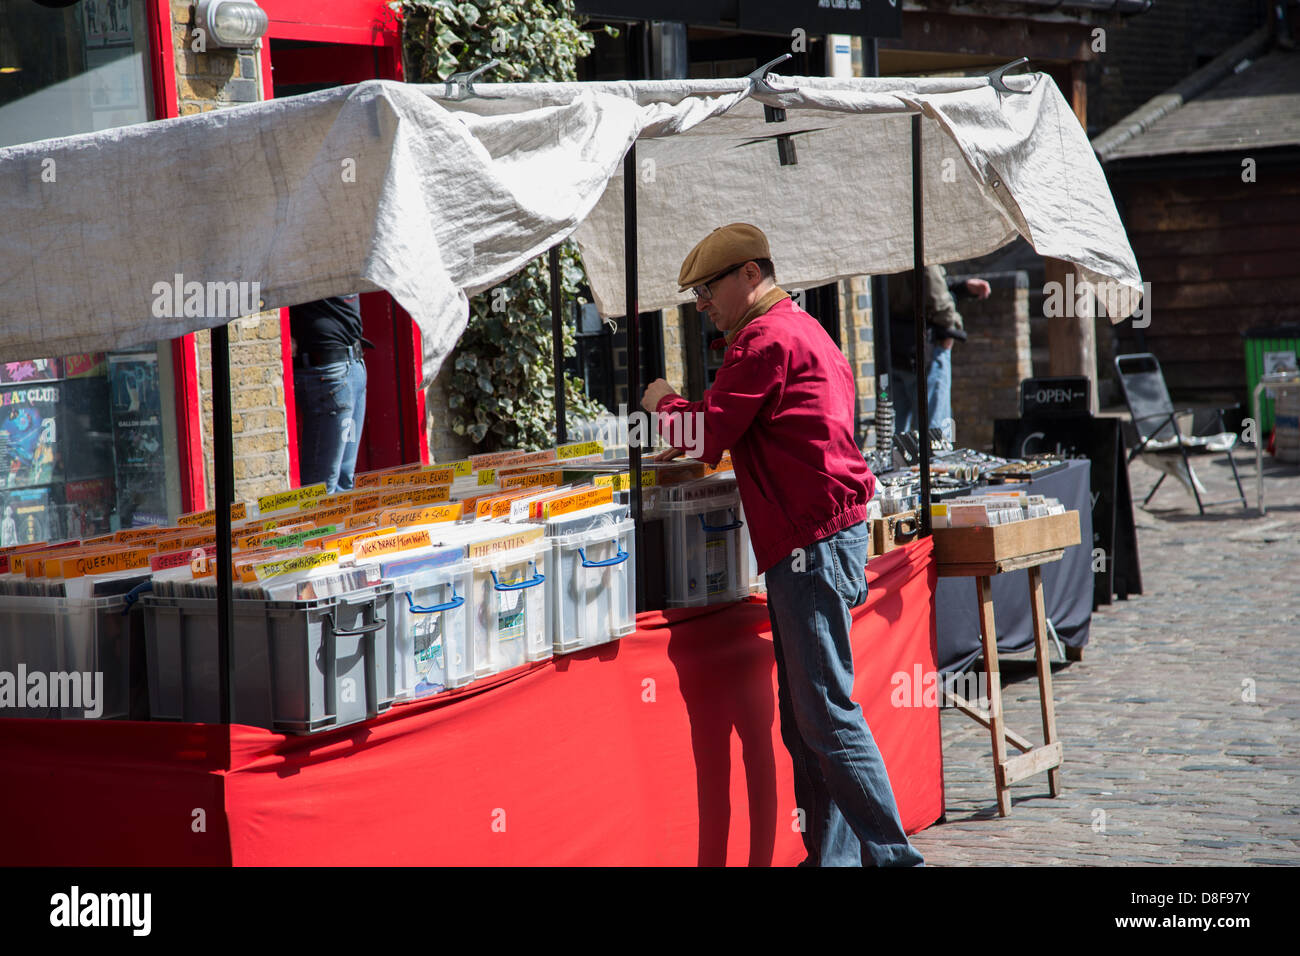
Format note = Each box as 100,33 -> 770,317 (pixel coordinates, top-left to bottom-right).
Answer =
424,363 -> 475,464
170,2 -> 290,505
947,270 -> 1031,452
839,276 -> 876,450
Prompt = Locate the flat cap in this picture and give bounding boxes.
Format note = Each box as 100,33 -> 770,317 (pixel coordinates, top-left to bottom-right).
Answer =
678,223 -> 771,291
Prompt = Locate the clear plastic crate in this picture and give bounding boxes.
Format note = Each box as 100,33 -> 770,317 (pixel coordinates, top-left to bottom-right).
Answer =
389,559 -> 475,697
0,592 -> 140,720
467,540 -> 552,678
663,479 -> 749,607
550,518 -> 636,653
141,584 -> 396,733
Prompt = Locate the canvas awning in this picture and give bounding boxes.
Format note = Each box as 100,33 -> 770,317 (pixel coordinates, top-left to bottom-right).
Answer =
0,72 -> 1141,384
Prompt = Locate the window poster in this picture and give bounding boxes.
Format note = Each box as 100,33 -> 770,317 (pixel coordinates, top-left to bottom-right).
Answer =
0,384 -> 61,489
108,353 -> 168,528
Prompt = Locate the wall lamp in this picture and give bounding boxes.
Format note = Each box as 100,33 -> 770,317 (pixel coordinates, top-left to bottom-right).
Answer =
196,0 -> 270,48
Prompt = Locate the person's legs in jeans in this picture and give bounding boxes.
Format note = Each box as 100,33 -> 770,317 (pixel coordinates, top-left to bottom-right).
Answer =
926,346 -> 953,441
294,357 -> 366,494
769,601 -> 859,866
335,357 -> 366,491
765,524 -> 924,867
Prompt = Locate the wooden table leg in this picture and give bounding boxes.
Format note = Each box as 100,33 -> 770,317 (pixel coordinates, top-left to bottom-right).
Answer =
976,575 -> 1012,816
1028,566 -> 1062,797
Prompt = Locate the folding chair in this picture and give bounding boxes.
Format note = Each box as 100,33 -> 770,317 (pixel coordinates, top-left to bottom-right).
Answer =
1113,353 -> 1248,515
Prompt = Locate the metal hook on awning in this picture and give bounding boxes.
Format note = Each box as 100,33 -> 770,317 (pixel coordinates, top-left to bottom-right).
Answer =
986,57 -> 1032,94
444,59 -> 501,100
746,54 -> 797,124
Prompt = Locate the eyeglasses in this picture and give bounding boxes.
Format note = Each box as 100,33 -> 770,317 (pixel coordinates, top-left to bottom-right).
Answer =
690,263 -> 746,300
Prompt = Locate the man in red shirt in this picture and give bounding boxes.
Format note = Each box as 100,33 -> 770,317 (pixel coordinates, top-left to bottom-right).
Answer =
642,223 -> 923,867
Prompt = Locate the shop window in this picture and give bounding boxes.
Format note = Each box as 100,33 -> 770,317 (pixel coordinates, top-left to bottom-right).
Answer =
0,0 -> 154,146
1,2 -> 181,539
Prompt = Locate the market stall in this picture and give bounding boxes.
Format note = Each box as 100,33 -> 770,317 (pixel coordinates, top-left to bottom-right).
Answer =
0,65 -> 1142,861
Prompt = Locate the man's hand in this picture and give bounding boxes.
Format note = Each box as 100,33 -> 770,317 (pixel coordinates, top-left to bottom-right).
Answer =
653,446 -> 685,462
641,378 -> 676,414
965,278 -> 991,299
936,337 -> 956,350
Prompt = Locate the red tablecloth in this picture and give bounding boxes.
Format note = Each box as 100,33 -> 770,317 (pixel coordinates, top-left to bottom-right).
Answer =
0,538 -> 942,866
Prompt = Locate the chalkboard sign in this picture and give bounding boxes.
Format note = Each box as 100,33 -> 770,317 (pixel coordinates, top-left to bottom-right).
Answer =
994,416 -> 1142,607
1019,376 -> 1091,418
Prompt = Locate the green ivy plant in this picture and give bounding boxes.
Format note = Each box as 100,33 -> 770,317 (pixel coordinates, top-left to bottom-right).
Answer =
401,0 -> 614,450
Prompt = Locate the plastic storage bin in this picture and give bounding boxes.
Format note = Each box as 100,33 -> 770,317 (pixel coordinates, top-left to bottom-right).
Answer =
387,553 -> 475,697
550,518 -> 636,653
0,592 -> 141,720
663,477 -> 749,606
467,539 -> 551,678
141,584 -> 396,733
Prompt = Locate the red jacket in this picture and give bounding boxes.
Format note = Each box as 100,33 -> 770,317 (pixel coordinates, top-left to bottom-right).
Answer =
656,295 -> 875,574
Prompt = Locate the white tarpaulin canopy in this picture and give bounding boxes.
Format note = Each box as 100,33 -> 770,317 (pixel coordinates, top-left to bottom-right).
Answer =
0,73 -> 1141,383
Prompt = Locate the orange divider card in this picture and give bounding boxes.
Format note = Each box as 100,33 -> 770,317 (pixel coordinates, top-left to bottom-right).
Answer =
466,525 -> 545,559
349,493 -> 383,514
312,526 -> 387,556
177,502 -> 248,527
542,484 -> 614,519
376,503 -> 463,529
377,466 -> 455,487
485,487 -> 557,520
474,488 -> 543,520
353,529 -> 433,562
112,526 -> 166,544
469,448 -> 556,470
156,531 -> 217,553
378,485 -> 451,510
353,462 -> 425,488
500,470 -> 564,491
57,547 -> 155,579
2,540 -> 76,575
301,503 -> 354,527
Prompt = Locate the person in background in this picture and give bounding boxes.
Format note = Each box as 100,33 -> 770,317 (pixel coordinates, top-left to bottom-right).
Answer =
888,265 -> 990,440
289,294 -> 369,493
642,223 -> 924,867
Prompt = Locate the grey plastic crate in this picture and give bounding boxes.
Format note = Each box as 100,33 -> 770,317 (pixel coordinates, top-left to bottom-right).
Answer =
141,584 -> 396,733
0,593 -> 140,720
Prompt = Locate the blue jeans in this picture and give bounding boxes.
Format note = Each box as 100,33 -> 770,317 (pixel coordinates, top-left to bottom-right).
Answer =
764,522 -> 925,867
294,356 -> 366,493
893,347 -> 954,441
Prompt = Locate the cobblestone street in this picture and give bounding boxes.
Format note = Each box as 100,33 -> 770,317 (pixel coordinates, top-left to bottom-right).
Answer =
910,444 -> 1300,866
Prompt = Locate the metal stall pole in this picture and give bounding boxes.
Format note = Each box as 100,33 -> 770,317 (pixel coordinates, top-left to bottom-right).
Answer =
211,322 -> 236,724
624,144 -> 644,610
548,246 -> 568,445
912,114 -> 932,538
865,36 -> 895,466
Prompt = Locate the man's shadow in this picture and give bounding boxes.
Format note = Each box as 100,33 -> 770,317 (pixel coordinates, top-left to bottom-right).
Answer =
666,604 -> 778,867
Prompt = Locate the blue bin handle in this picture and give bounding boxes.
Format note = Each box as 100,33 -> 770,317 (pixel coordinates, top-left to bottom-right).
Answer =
699,510 -> 743,533
491,562 -> 545,591
578,545 -> 629,568
405,588 -> 464,614
121,580 -> 153,614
